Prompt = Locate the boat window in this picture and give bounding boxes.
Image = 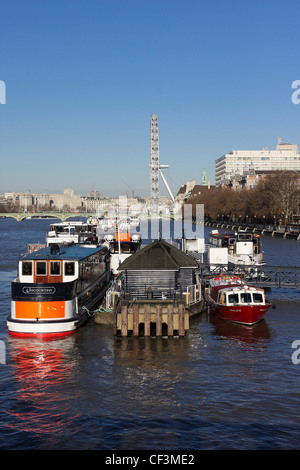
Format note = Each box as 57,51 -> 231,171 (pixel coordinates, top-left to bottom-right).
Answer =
50,261 -> 61,276
240,292 -> 252,303
36,261 -> 47,275
65,262 -> 75,276
22,261 -> 32,276
228,293 -> 239,304
253,292 -> 263,303
122,243 -> 131,253
238,233 -> 252,241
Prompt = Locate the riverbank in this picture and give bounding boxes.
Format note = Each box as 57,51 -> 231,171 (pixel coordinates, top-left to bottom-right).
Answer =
204,220 -> 300,241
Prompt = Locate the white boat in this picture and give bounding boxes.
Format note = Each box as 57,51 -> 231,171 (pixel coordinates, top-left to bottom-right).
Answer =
208,230 -> 265,267
98,229 -> 142,275
46,221 -> 97,246
129,216 -> 140,226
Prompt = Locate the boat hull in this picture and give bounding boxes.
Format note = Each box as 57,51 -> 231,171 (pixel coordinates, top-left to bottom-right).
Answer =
205,293 -> 271,326
6,310 -> 89,337
8,278 -> 109,337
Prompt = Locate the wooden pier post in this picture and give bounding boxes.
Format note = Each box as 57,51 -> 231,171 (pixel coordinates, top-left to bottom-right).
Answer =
121,304 -> 128,337
144,304 -> 150,337
167,304 -> 173,337
133,303 -> 139,337
179,303 -> 185,337
156,304 -> 162,337
115,299 -> 193,338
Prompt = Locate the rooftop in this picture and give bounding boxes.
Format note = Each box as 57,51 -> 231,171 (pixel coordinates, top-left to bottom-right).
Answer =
118,239 -> 198,271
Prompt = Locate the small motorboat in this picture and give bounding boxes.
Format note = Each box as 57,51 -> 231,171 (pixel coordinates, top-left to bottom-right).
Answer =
204,275 -> 273,326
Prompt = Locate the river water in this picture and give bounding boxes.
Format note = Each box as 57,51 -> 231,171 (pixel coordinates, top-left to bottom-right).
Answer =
0,218 -> 299,451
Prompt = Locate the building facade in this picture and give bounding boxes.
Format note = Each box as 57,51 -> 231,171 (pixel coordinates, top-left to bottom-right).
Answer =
215,142 -> 300,187
4,188 -> 82,211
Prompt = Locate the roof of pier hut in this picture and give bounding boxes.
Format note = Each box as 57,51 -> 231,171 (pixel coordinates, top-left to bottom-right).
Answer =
118,239 -> 198,271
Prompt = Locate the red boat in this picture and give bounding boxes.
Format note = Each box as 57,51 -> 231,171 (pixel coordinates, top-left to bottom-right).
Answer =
204,275 -> 272,326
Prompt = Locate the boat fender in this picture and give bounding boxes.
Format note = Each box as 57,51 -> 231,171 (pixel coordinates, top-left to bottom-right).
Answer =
271,304 -> 276,309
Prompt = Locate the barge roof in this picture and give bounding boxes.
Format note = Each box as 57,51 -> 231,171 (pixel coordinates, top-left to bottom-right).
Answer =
22,244 -> 106,261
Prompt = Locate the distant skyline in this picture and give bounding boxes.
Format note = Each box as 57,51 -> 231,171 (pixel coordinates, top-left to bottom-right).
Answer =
0,0 -> 299,198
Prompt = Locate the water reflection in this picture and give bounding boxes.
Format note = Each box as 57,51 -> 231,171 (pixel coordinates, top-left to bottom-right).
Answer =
209,316 -> 272,344
114,336 -> 190,367
112,337 -> 191,412
6,335 -> 81,439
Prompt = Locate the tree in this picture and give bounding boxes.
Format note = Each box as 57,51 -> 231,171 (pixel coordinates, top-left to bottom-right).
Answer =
254,172 -> 299,223
183,171 -> 300,225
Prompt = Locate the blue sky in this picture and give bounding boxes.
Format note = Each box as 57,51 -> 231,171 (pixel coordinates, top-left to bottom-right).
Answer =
0,0 -> 299,198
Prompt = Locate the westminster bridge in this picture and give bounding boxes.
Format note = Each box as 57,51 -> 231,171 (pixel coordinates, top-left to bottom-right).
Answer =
0,212 -> 97,222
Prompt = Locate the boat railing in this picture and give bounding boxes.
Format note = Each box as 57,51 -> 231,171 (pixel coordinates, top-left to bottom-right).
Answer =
186,284 -> 202,305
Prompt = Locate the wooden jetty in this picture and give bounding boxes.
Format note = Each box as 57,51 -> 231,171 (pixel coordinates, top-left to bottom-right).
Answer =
109,238 -> 203,337
113,299 -> 191,337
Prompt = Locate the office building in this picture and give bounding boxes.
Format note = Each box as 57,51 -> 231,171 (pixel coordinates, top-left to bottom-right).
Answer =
215,142 -> 300,187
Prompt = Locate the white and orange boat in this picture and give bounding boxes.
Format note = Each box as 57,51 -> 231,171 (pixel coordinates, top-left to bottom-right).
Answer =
98,226 -> 142,276
204,275 -> 273,326
7,243 -> 111,337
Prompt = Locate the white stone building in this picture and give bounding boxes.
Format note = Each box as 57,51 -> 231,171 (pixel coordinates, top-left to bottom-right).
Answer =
215,142 -> 300,187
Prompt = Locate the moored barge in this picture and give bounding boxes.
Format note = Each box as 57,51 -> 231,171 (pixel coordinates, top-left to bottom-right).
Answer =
209,230 -> 265,266
7,243 -> 111,337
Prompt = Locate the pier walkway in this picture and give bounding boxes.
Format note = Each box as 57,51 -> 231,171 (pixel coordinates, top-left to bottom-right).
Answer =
199,263 -> 300,290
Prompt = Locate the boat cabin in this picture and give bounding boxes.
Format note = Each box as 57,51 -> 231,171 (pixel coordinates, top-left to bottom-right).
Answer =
46,221 -> 96,246
209,277 -> 266,306
209,230 -> 262,254
18,244 -> 109,285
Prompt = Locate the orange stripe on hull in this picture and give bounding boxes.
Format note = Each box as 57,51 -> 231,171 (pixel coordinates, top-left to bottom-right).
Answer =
15,301 -> 65,319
